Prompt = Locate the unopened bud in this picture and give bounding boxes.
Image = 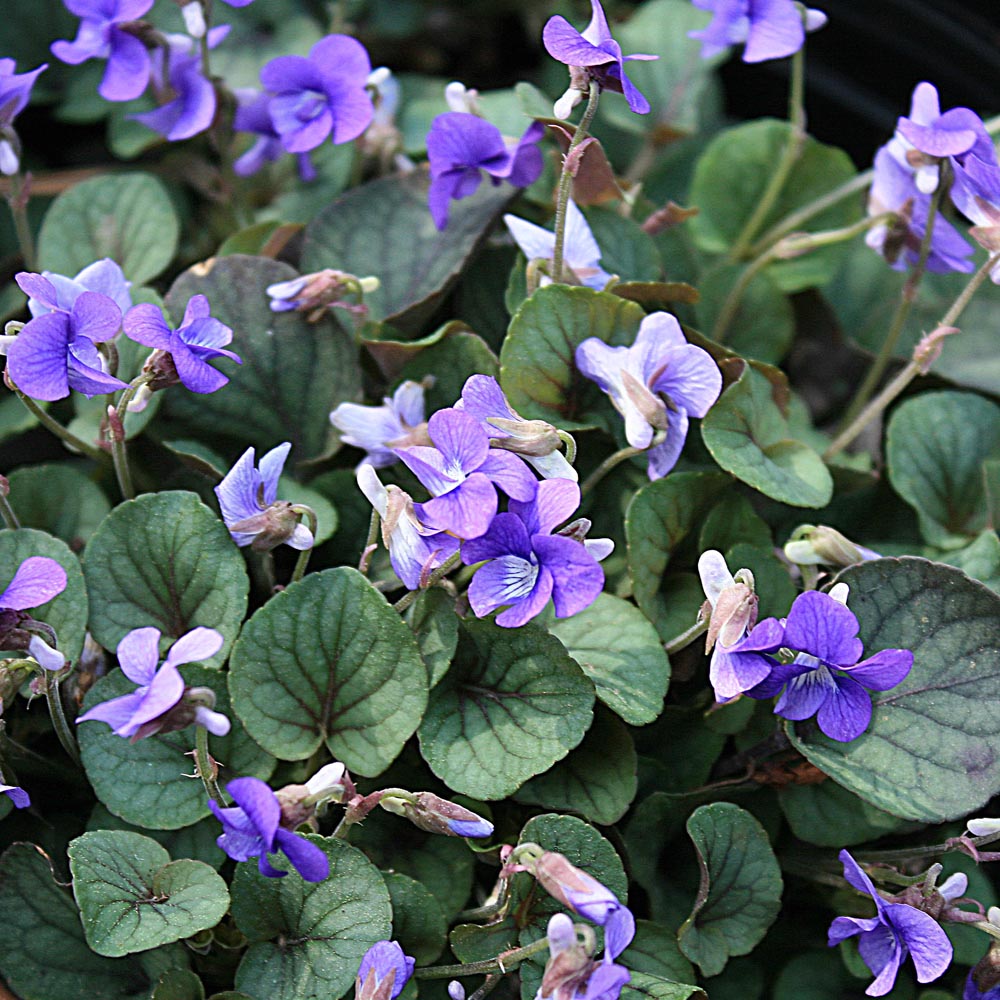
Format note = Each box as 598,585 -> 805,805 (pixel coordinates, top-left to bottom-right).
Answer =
784,525 -> 879,568
968,818 -> 1000,838
379,791 -> 493,838
27,634 -> 65,672
227,500 -> 311,553
488,417 -> 562,457
913,325 -> 959,374
445,81 -> 480,115
179,0 -> 206,37
106,405 -> 125,444
0,658 -> 36,714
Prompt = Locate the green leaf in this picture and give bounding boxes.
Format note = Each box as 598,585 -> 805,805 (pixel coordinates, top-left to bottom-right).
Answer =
698,496 -> 771,563
418,618 -> 594,798
625,471 -> 729,639
583,208 -> 662,283
407,588 -> 460,688
677,803 -> 783,977
397,328 -> 499,413
229,567 -> 428,775
78,664 -> 275,830
621,973 -> 706,1000
6,464 -> 111,551
232,836 -> 391,1000
69,830 -> 229,957
689,120 -> 858,291
499,286 -> 646,429
162,255 -> 361,462
546,593 -> 669,725
0,527 -> 88,664
701,365 -> 833,507
301,171 -> 511,333
450,919 -> 517,964
777,780 -> 909,847
621,920 -> 696,985
37,173 -> 179,284
87,804 -> 225,870
938,531 -> 1000,593
383,871 -> 447,964
82,491 -> 249,669
152,968 -> 206,1000
791,557 -> 1000,822
886,391 -> 1000,548
276,475 -> 338,546
773,951 -> 855,1000
0,843 -> 154,1000
515,706 -> 638,825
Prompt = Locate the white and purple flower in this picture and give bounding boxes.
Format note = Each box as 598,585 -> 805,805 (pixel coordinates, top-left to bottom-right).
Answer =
331,381 -> 429,470
689,0 -> 827,64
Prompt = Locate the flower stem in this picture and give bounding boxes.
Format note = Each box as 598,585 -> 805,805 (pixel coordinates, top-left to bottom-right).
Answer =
10,385 -> 106,462
359,508 -> 381,576
6,172 -> 35,270
0,487 -> 20,530
413,936 -> 551,980
109,379 -> 146,501
44,672 -> 81,768
663,617 -> 708,656
289,505 -> 318,585
580,445 -> 645,497
194,724 -> 225,805
551,84 -> 602,283
393,551 -> 463,614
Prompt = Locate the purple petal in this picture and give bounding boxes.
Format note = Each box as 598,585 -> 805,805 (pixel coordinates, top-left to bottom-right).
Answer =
76,691 -> 146,732
16,272 -> 60,309
391,381 -> 426,428
428,409 -> 489,474
504,214 -> 555,268
358,941 -> 414,1000
743,0 -> 806,62
328,85 -> 374,145
651,344 -> 722,418
274,828 -> 330,882
73,259 -> 133,314
897,110 -> 979,158
585,963 -> 630,1000
603,905 -> 635,961
841,649 -> 913,691
257,854 -> 289,878
774,662 -> 837,721
462,512 -> 533,565
858,922 -> 905,997
815,674 -> 872,742
0,556 -> 67,610
710,646 -> 774,701
468,553 -> 543,618
494,566 -> 554,627
461,374 -> 517,426
510,477 -> 580,535
209,801 -> 267,862
311,34 -> 372,82
260,54 -> 324,94
123,303 -> 172,348
427,113 -> 507,174
729,617 -> 785,654
884,903 -> 952,984
543,15 -> 617,67
395,446 -> 460,497
101,30 -> 150,101
257,442 -> 292,505
503,122 -> 544,185
66,338 -> 129,397
645,409 -> 689,480
783,590 -> 864,666
171,340 -> 230,394
836,849 -> 882,900
0,784 -> 30,809
828,914 -> 884,946
116,626 -> 162,685
165,627 -> 224,668
216,447 -> 261,527
227,777 -> 281,846
71,291 -> 121,343
535,534 -> 604,618
477,450 -> 538,502
419,474 -> 498,540
122,662 -> 185,734
6,313 -> 72,400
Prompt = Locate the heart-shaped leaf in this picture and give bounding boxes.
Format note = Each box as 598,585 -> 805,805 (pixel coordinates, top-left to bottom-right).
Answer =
6,464 -> 110,552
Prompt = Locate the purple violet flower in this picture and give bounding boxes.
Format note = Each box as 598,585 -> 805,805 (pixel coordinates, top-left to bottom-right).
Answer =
259,35 -> 374,154
426,112 -> 544,230
462,478 -> 606,627
741,588 -> 914,742
395,408 -> 537,540
542,0 -> 657,115
215,442 -> 313,552
966,971 -> 1000,1000
538,912 -> 631,1000
123,294 -> 241,395
689,0 -> 827,63
330,380 -> 429,470
0,783 -> 30,809
504,200 -> 613,292
828,850 -> 952,996
575,311 -> 722,480
5,273 -> 127,401
51,0 -> 154,102
232,89 -> 316,180
25,259 -> 132,319
357,465 -> 460,590
356,941 -> 415,1000
0,556 -> 67,670
0,59 -> 47,176
210,775 -> 330,881
76,626 -> 229,741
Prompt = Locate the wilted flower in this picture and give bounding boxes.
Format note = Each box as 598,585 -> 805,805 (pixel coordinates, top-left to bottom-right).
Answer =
689,0 -> 827,63
24,259 -> 132,319
331,380 -> 429,470
214,442 -> 313,552
76,626 -> 229,740
266,269 -> 379,320
379,790 -> 493,838
0,783 -> 29,809
0,59 -> 47,175
355,941 -> 415,1000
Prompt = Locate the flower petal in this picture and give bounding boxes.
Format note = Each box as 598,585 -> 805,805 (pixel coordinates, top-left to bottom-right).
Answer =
885,903 -> 953,984
274,827 -> 330,882
116,626 -> 162,685
257,441 -> 292,506
165,627 -> 224,668
782,590 -> 864,666
227,777 -> 281,846
815,674 -> 872,742
0,556 -> 67,610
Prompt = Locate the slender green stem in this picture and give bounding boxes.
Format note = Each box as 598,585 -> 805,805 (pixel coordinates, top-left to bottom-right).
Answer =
710,248 -> 776,345
109,381 -> 145,501
854,828 -> 1000,865
458,888 -> 510,923
6,172 -> 35,270
551,84 -> 602,282
557,430 -> 577,466
289,505 -> 318,584
0,489 -> 20,530
194,725 -> 225,804
199,0 -> 213,78
358,508 -> 381,576
726,44 -> 805,262
393,551 -> 462,614
11,385 -> 106,461
414,936 -> 551,980
663,617 -> 708,656
580,445 -> 645,497
44,672 -> 81,768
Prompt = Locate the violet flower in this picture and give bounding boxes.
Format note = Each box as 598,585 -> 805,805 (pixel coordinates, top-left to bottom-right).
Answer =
123,294 -> 241,396
575,311 -> 722,480
542,0 -> 656,116
689,0 -> 827,63
51,0 -> 154,102
5,274 -> 127,401
0,556 -> 67,671
214,442 -> 313,552
426,112 -> 544,230
537,912 -> 631,1000
25,259 -> 132,319
356,941 -> 415,1000
504,200 -> 612,292
828,850 -> 952,996
259,35 -> 374,154
330,380 -> 429,470
0,59 -> 47,176
209,775 -> 329,881
395,408 -> 537,540
357,465 -> 459,590
232,89 -> 316,180
462,478 -> 605,627
742,588 -> 913,742
76,626 -> 229,741
0,783 -> 30,809
457,374 -> 577,481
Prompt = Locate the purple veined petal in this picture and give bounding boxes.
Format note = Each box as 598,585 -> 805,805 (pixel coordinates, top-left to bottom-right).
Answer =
171,340 -> 231,394
494,565 -> 554,627
165,627 -> 224,668
782,590 -> 864,666
580,0 -> 614,47
419,474 -> 498,540
841,648 -> 913,691
614,63 -> 651,115
180,294 -> 211,327
260,54 -> 325,95
66,338 -> 130,397
574,338 -> 630,396
584,962 -> 630,1000
73,259 -> 133,314
359,941 -> 415,1000
501,122 -> 544,185
815,674 -> 872,742
534,534 -> 604,618
710,646 -> 773,701
29,273 -> 84,315
216,447 -> 261,525
122,662 -> 185,734
311,34 -> 372,83
460,374 -> 518,426
858,923 -> 905,997
741,0 -> 806,62
428,408 -> 490,474
101,29 -> 151,101
332,402 -> 404,466
828,914 -> 884,946
504,213 -> 555,264
209,800 -> 268,861
745,656 -> 800,700
543,15 -> 617,67
0,783 -> 30,809
632,312 -> 687,374
477,450 -> 538,502
837,849 -> 883,902
6,316 -> 73,401
387,518 -> 458,590
76,690 -> 146,732
227,777 -> 281,846
274,827 -> 330,882
257,853 -> 289,878
71,291 -> 122,343
897,116 -> 978,159
884,903 -> 953,984
116,626 -> 162,685
462,512 -> 534,564
392,380 -> 427,429
729,616 -> 785,654
510,477 -> 580,536
602,905 -> 636,961
180,314 -> 235,351
395,445 -> 460,496
328,82 -> 374,145
774,662 -> 837,721
645,409 -> 689,480
51,21 -> 111,67
257,441 -> 293,506
0,556 -> 67,610
428,170 -> 468,230
15,271 -> 60,309
271,94 -> 334,153
123,303 -> 172,348
651,344 -> 722,419
467,552 -> 542,618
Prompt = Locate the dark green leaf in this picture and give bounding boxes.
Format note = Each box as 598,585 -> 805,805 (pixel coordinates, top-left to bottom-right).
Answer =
152,968 -> 205,1000
621,920 -> 695,985
698,495 -> 772,554
778,780 -> 909,847
583,208 -> 661,283
397,328 -> 499,413
938,531 -> 1000,593
7,465 -> 110,552
621,973 -> 706,1000
87,804 -> 225,870
407,588 -> 460,688
383,871 -> 447,964
773,951 -> 855,1000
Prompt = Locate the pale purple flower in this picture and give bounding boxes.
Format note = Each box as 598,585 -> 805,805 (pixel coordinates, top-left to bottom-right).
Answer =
0,59 -> 47,175
0,556 -> 67,670
124,295 -> 241,394
575,311 -> 721,480
356,941 -> 415,1000
214,442 -> 313,552
689,0 -> 827,63
331,380 -> 429,470
504,200 -> 612,292
538,912 -> 631,1000
396,408 -> 537,540
0,783 -> 30,809
743,589 -> 913,742
357,465 -> 459,590
76,626 -> 229,741
462,478 -> 605,627
25,259 -> 132,319
542,0 -> 656,115
457,375 -> 577,481
828,850 -> 952,996
52,0 -> 154,102
426,112 -> 544,230
232,89 -> 316,180
5,274 -> 127,401
259,35 -> 374,154
210,776 -> 329,881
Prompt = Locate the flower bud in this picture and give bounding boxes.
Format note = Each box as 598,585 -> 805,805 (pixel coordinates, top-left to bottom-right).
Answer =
448,983 -> 466,1000
179,1 -> 206,37
445,81 -> 480,115
967,818 -> 1000,838
487,417 -> 563,457
784,525 -> 880,568
379,791 -> 493,838
226,500 -> 312,553
533,851 -> 622,925
27,634 -> 65,672
0,658 -> 36,714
